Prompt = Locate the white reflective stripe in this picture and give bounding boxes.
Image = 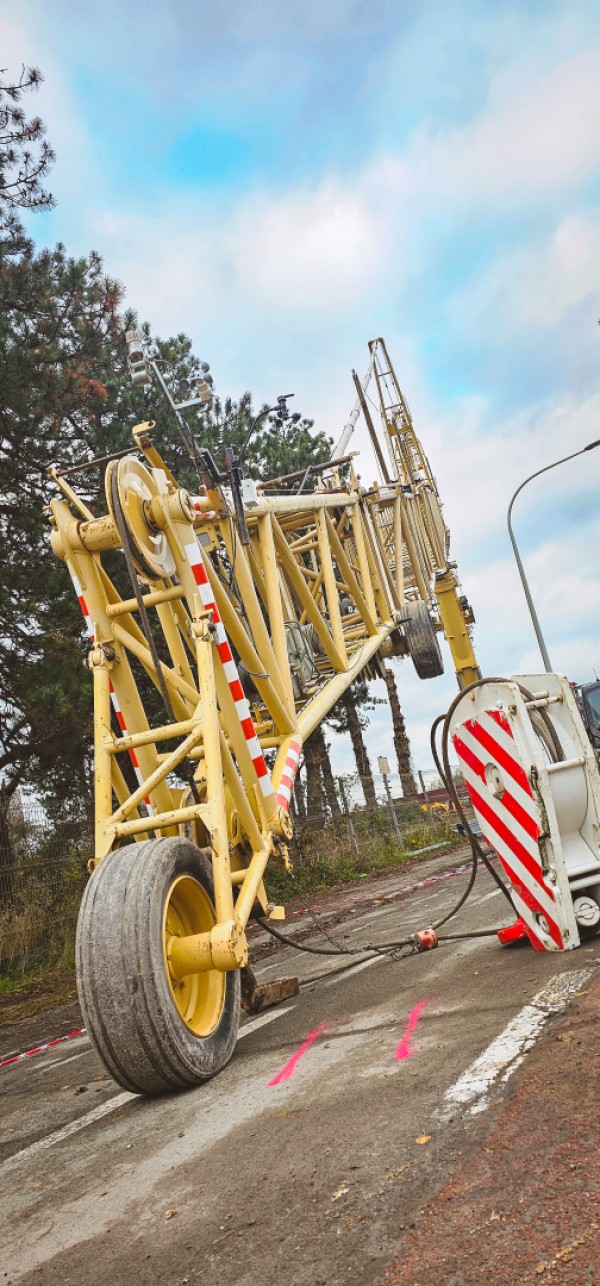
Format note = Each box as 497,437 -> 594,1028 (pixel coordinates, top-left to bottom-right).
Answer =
286,746 -> 301,766
246,736 -> 262,760
470,808 -> 558,924
213,623 -> 228,647
198,581 -> 213,606
184,541 -> 202,566
222,659 -> 238,683
457,722 -> 538,822
277,783 -> 292,804
258,774 -> 273,797
234,697 -> 251,721
477,710 -> 533,773
459,759 -> 541,864
509,887 -> 542,940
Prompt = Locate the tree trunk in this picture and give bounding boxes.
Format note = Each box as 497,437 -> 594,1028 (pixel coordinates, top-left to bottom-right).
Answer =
384,666 -> 418,797
311,725 -> 341,819
293,772 -> 307,822
303,726 -> 341,821
303,731 -> 326,822
0,786 -> 17,909
342,691 -> 377,808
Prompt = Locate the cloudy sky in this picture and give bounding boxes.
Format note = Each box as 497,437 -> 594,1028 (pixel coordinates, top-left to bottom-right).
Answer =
3,0 -> 600,780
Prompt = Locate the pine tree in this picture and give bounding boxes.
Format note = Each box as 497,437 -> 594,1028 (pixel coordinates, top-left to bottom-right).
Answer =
327,677 -> 383,808
302,725 -> 340,822
0,66 -> 55,218
383,665 -> 418,796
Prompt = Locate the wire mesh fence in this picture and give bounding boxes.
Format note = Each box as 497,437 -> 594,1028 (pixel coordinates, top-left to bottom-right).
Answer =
288,769 -> 465,871
0,799 -> 92,975
0,772 -> 469,975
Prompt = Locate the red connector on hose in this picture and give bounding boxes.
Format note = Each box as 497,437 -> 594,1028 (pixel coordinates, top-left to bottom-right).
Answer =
412,928 -> 438,951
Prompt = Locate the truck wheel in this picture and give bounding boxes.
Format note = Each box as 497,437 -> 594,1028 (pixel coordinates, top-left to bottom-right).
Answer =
76,837 -> 240,1095
404,602 -> 444,679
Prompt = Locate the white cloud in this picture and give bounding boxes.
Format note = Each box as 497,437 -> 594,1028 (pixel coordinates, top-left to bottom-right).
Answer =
5,3 -> 600,774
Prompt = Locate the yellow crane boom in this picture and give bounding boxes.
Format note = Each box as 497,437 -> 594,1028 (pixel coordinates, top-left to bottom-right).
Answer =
46,339 -> 479,1094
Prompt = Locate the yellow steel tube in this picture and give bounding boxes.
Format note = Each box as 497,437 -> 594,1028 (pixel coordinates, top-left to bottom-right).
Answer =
219,729 -> 265,852
400,502 -> 429,603
106,584 -> 185,617
203,554 -> 296,734
113,803 -> 208,840
361,506 -> 394,620
257,514 -> 296,711
325,511 -> 377,635
233,843 -> 272,928
350,508 -> 377,619
109,720 -> 205,825
393,494 -> 404,604
191,611 -> 235,923
155,600 -> 197,693
435,568 -> 480,688
92,653 -> 113,860
272,518 -> 345,672
295,622 -> 394,743
220,524 -> 291,713
367,505 -> 401,613
112,622 -> 198,716
106,719 -> 194,753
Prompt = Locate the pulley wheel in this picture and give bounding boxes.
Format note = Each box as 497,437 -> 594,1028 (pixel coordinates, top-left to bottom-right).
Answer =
106,455 -> 176,581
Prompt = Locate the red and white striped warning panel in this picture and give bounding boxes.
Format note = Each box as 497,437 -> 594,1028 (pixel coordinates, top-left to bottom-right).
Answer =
276,739 -> 302,810
452,707 -> 563,951
184,541 -> 275,802
69,568 -> 152,809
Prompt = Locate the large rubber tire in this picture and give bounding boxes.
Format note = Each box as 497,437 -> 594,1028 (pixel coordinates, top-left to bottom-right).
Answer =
76,837 -> 240,1095
404,602 -> 444,679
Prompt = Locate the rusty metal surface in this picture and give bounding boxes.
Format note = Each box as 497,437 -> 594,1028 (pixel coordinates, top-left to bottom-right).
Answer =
382,971 -> 600,1286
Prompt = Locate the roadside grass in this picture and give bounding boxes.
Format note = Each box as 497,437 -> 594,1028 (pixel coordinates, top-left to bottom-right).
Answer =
1,821 -> 462,1011
265,822 -> 462,903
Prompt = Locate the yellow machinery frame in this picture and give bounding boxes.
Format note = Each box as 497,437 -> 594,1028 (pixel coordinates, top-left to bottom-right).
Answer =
47,343 -> 478,991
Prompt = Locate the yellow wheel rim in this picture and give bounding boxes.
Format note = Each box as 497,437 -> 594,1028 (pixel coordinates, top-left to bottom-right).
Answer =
163,875 -> 226,1036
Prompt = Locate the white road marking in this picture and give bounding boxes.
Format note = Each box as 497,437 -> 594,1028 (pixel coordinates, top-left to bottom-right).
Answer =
238,1006 -> 293,1038
35,1050 -> 90,1074
3,1092 -> 135,1168
473,888 -> 502,905
443,968 -> 591,1117
4,1005 -> 293,1167
324,956 -> 381,986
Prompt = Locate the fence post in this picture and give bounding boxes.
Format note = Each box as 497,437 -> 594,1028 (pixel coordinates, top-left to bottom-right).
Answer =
338,777 -> 359,857
418,770 -> 432,820
382,771 -> 402,841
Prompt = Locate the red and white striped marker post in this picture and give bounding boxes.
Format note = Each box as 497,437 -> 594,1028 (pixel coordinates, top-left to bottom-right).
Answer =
453,706 -> 565,951
275,739 -> 302,811
69,568 -> 152,809
190,496 -> 220,522
184,541 -> 277,814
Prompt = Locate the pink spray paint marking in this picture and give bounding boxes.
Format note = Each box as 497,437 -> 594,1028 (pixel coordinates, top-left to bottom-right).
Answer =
268,1023 -> 328,1086
395,1000 -> 431,1062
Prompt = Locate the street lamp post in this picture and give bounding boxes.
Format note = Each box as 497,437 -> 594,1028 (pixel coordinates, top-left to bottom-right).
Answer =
507,439 -> 600,673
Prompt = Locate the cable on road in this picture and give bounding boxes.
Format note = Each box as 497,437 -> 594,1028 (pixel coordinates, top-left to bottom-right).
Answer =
255,675 -> 550,966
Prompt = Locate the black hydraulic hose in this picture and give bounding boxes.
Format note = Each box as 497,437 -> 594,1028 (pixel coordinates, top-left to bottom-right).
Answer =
256,676 -> 567,960
255,914 -> 414,960
516,682 -> 565,763
437,677 -> 517,912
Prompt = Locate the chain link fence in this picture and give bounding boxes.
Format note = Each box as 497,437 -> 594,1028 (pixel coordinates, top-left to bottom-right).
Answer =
287,769 -> 464,875
0,799 -> 92,975
0,771 -> 469,975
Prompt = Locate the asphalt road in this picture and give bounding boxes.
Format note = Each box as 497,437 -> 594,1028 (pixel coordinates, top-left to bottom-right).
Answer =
1,850 -> 595,1286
